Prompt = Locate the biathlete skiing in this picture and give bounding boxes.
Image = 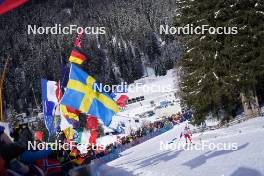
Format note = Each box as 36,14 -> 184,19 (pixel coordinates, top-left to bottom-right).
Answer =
180,125 -> 192,144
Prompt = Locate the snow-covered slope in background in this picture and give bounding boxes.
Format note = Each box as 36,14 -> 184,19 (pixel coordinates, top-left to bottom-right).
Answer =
127,69 -> 179,99
109,68 -> 181,134
99,117 -> 264,176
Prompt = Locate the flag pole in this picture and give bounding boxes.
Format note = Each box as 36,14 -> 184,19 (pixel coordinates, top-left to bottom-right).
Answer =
0,57 -> 10,121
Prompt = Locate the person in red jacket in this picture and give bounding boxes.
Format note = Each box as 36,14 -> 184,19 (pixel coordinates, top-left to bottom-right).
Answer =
180,125 -> 192,144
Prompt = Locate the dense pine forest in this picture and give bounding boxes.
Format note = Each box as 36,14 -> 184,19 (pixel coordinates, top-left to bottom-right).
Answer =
0,0 -> 263,124
0,0 -> 180,114
176,0 -> 264,123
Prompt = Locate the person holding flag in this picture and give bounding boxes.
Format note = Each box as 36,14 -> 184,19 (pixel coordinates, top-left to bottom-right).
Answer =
41,79 -> 61,139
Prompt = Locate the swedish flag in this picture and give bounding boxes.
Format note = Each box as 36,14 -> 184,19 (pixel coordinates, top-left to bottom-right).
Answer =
60,64 -> 119,126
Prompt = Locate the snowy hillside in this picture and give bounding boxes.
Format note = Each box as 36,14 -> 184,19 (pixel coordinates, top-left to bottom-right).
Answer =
109,68 -> 181,134
126,69 -> 179,99
99,117 -> 264,176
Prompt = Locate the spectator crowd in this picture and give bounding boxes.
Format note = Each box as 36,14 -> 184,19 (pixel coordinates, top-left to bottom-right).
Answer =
0,110 -> 192,176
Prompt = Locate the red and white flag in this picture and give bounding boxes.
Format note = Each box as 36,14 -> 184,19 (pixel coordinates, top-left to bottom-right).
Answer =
0,0 -> 28,15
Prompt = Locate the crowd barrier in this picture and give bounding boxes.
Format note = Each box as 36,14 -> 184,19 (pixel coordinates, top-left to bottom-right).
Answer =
89,124 -> 174,173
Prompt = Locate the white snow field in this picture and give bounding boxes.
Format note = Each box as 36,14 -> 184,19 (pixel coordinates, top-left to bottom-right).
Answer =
98,117 -> 264,176
108,68 -> 181,135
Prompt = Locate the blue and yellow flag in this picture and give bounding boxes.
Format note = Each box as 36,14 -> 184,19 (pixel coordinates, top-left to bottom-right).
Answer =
60,64 -> 119,126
